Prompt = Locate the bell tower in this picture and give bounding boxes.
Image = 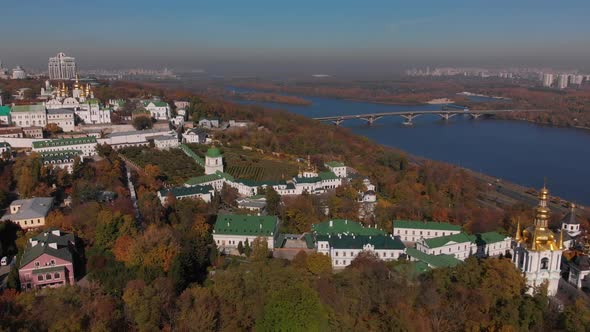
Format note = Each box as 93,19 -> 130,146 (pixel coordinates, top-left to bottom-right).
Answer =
512,186 -> 564,296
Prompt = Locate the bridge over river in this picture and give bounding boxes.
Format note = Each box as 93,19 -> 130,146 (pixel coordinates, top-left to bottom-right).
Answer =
313,109 -> 549,125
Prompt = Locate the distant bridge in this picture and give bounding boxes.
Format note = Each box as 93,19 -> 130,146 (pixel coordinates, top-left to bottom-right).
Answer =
313,109 -> 549,126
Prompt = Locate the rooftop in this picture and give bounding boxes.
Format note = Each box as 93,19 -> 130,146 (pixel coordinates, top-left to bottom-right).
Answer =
32,137 -> 97,149
1,197 -> 54,222
317,234 -> 405,250
159,185 -> 213,198
213,214 -> 278,236
405,247 -> 462,269
312,219 -> 387,236
11,104 -> 45,113
20,229 -> 75,267
423,232 -> 475,249
206,147 -> 221,158
47,108 -> 74,115
325,161 -> 345,168
474,231 -> 509,245
393,220 -> 462,231
0,106 -> 10,116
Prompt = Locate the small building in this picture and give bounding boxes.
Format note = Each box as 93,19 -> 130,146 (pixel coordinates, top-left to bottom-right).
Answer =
153,135 -> 179,150
32,137 -> 97,157
18,229 -> 76,291
23,126 -> 44,138
198,118 -> 219,129
46,109 -> 75,132
415,232 -> 476,261
562,204 -> 581,238
393,220 -> 462,242
325,161 -> 347,178
1,197 -> 54,229
228,120 -> 252,128
39,150 -> 82,174
157,185 -> 214,205
213,214 -> 280,253
316,234 -> 406,268
182,128 -> 208,144
174,100 -> 190,109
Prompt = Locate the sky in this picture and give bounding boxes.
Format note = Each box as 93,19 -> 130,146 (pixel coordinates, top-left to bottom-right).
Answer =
1,0 -> 590,74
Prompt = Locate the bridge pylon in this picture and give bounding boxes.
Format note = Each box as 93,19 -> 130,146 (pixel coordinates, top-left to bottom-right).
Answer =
470,113 -> 483,119
438,112 -> 457,120
360,115 -> 382,125
332,118 -> 344,126
400,113 -> 419,124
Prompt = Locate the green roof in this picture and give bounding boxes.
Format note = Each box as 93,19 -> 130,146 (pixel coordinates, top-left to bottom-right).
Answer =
40,150 -> 82,162
143,100 -> 169,108
213,214 -> 278,236
312,219 -> 387,236
185,173 -> 222,186
0,142 -> 9,148
475,232 -> 508,245
295,176 -> 321,184
159,185 -> 213,198
317,234 -> 405,250
11,104 -> 45,113
405,247 -> 462,269
206,147 -> 221,158
318,171 -> 338,181
32,137 -> 97,149
180,144 -> 205,167
325,161 -> 345,168
393,220 -> 462,231
423,232 -> 475,249
0,106 -> 10,116
85,98 -> 100,105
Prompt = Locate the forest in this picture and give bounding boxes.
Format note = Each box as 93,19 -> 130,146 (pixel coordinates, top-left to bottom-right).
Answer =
0,80 -> 589,331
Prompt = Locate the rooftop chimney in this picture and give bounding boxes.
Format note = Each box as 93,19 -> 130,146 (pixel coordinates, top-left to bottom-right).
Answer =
329,220 -> 333,227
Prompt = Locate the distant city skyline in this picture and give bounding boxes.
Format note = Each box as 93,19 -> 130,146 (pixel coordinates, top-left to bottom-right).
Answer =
2,1 -> 590,75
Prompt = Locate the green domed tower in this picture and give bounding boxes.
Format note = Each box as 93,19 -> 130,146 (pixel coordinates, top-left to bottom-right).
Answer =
205,146 -> 223,174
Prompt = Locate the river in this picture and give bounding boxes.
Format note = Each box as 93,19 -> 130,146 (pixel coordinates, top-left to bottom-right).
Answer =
231,89 -> 590,205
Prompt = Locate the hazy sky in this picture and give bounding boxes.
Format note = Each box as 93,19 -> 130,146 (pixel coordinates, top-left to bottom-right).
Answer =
2,0 -> 590,73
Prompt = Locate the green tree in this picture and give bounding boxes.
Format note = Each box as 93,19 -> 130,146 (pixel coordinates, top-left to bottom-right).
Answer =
237,241 -> 244,255
132,115 -> 153,130
244,239 -> 252,257
250,237 -> 269,261
256,283 -> 328,332
265,187 -> 281,216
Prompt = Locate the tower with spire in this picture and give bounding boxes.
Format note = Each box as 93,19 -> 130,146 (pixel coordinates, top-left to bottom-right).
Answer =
512,185 -> 564,296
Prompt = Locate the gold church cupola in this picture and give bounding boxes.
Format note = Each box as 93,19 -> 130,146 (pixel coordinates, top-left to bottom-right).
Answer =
521,185 -> 560,251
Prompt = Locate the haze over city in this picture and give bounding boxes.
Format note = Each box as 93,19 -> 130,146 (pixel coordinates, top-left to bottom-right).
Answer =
2,0 -> 590,75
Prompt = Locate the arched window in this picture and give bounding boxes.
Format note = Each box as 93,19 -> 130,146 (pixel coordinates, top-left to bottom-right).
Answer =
54,272 -> 60,279
541,258 -> 549,270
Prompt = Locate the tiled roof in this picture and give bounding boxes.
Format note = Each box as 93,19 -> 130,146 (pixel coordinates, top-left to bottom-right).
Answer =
405,247 -> 462,268
20,229 -> 75,267
312,219 -> 386,236
32,137 -> 97,149
213,214 -> 278,236
393,220 -> 462,231
316,234 -> 405,250
423,232 -> 475,249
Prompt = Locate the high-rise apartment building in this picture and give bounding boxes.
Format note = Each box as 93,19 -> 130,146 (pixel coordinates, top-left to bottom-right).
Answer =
48,52 -> 76,80
541,73 -> 553,87
557,74 -> 568,89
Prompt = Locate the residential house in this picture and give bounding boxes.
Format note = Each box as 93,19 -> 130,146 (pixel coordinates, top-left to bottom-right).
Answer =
23,127 -> 43,138
213,214 -> 280,253
236,196 -> 267,214
182,128 -> 208,144
198,118 -> 219,128
1,197 -> 54,229
393,220 -> 462,242
0,127 -> 24,138
18,229 -> 76,291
